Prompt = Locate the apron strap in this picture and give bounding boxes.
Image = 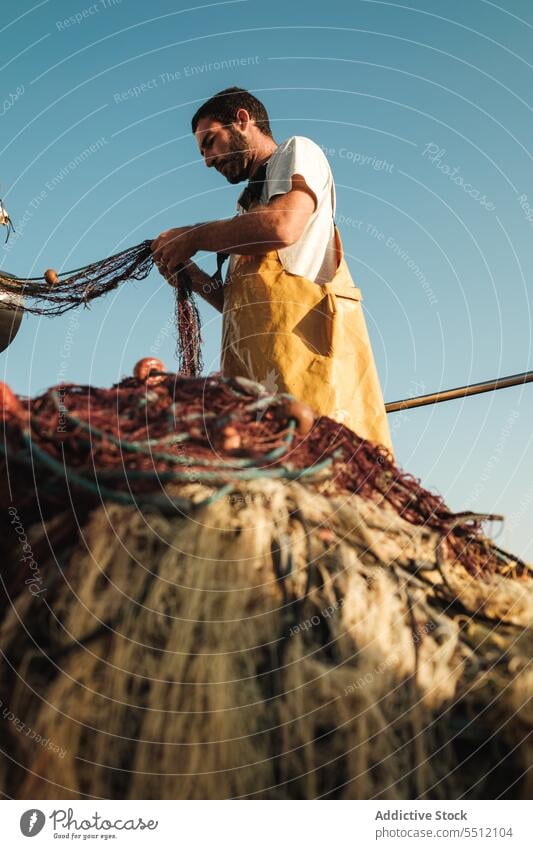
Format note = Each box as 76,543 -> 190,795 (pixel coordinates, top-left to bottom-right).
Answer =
211,160 -> 271,287
237,160 -> 270,211
211,251 -> 229,287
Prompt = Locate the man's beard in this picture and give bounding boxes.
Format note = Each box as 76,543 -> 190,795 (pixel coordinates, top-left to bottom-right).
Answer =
217,126 -> 253,184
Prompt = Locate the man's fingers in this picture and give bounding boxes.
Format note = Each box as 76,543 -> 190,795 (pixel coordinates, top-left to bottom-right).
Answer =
151,232 -> 170,256
151,240 -> 168,275
152,241 -> 170,269
151,229 -> 192,276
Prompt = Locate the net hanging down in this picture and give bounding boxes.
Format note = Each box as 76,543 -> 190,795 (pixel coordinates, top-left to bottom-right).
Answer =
0,241 -> 203,377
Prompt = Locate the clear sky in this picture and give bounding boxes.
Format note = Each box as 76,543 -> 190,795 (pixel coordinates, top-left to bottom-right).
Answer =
1,0 -> 532,559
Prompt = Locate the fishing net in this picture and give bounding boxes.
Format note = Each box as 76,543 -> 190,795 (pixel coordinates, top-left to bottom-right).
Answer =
0,365 -> 531,800
0,483 -> 531,800
0,365 -> 526,583
0,243 -> 203,376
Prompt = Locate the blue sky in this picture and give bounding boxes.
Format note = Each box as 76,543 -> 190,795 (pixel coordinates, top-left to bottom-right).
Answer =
1,0 -> 532,558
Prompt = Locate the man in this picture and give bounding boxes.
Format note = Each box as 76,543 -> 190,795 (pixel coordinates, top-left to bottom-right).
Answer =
152,87 -> 392,451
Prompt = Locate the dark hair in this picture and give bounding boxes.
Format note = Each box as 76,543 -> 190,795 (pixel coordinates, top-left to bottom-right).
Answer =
191,87 -> 273,138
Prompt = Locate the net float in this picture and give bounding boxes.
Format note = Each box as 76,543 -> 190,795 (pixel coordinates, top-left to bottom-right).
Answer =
133,357 -> 166,383
276,398 -> 315,435
44,269 -> 58,286
220,424 -> 241,451
221,425 -> 238,438
222,433 -> 241,452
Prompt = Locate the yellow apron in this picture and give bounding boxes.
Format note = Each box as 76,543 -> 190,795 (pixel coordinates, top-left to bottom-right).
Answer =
221,226 -> 393,453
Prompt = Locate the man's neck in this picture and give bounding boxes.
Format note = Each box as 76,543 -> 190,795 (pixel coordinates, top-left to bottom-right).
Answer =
249,136 -> 278,178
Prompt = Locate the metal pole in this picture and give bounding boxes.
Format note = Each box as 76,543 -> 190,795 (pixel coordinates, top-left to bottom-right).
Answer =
385,370 -> 533,413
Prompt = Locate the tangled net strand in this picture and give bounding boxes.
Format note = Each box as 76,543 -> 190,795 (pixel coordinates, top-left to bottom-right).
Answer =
0,242 -> 153,315
0,242 -> 203,376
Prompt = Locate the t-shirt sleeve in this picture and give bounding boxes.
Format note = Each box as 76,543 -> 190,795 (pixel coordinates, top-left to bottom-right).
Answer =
264,136 -> 331,210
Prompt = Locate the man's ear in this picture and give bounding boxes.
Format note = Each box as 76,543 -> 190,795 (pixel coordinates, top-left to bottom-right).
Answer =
235,108 -> 251,132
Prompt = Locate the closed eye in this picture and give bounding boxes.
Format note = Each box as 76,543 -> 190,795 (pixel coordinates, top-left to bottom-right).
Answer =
202,135 -> 215,156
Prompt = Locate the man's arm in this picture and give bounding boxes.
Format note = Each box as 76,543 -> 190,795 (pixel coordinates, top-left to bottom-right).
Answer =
194,175 -> 316,253
172,261 -> 225,313
152,175 -> 316,272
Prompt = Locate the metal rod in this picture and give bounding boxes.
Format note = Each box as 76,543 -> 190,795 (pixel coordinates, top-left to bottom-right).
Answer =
385,370 -> 533,413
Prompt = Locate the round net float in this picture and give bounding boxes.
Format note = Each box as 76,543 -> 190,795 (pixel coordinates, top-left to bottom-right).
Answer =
43,268 -> 58,286
275,398 -> 316,435
221,425 -> 238,438
133,357 -> 166,383
219,424 -> 242,452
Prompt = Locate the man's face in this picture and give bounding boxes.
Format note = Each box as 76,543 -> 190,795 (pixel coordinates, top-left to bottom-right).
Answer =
194,117 -> 253,184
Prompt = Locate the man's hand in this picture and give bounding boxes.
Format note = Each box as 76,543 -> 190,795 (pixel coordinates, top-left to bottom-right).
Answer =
151,226 -> 198,277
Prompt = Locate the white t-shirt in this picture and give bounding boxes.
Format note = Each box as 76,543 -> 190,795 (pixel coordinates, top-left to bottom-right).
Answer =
231,135 -> 337,285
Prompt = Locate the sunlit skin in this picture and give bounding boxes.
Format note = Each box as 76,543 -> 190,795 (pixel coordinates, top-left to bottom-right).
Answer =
151,108 -> 316,311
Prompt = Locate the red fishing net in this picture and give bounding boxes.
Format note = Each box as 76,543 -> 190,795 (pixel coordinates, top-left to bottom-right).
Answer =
0,362 -> 524,580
